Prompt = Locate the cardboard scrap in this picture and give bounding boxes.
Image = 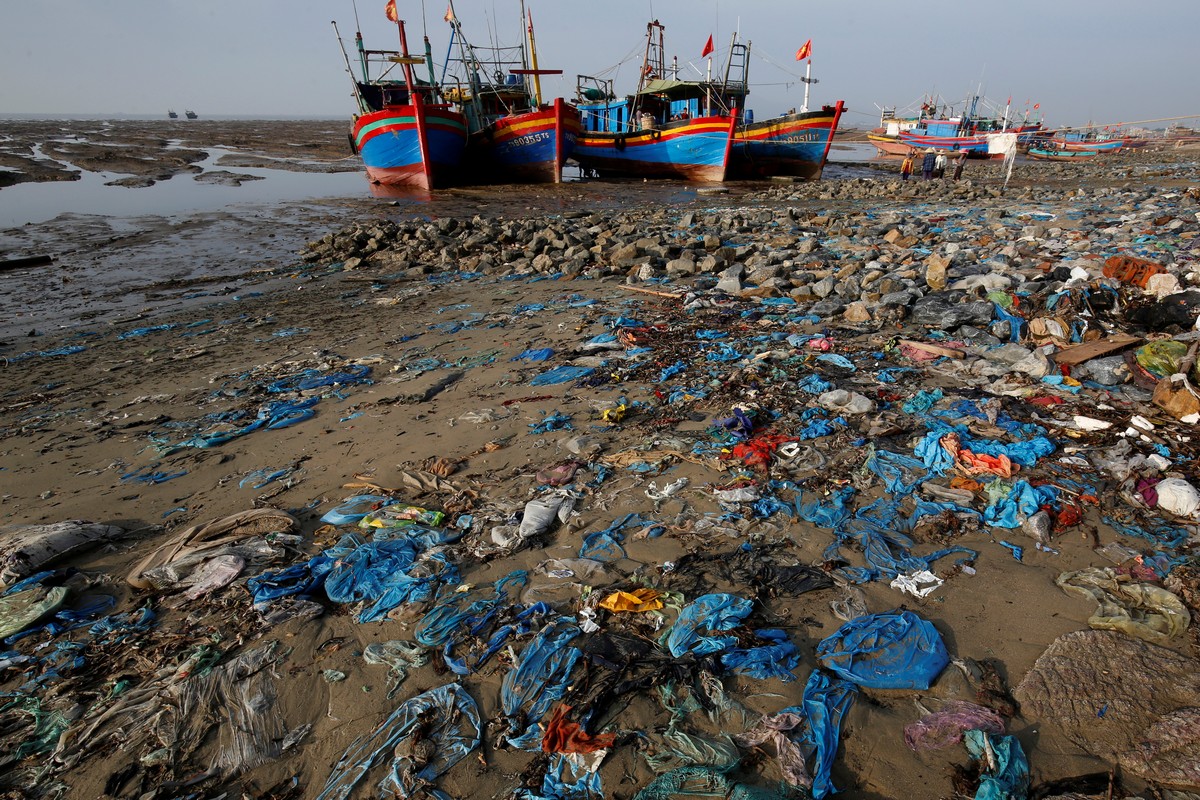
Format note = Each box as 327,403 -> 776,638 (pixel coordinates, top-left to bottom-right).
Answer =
1052,334 -> 1142,367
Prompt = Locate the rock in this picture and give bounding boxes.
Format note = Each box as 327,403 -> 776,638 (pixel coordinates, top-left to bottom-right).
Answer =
842,302 -> 872,324
925,255 -> 949,291
909,295 -> 994,330
812,276 -> 836,298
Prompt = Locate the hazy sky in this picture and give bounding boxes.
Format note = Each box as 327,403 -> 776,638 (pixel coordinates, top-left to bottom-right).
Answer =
3,0 -> 1198,130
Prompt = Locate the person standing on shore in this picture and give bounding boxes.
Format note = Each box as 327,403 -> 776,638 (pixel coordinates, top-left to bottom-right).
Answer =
953,149 -> 968,181
921,148 -> 936,180
934,149 -> 948,179
901,152 -> 914,181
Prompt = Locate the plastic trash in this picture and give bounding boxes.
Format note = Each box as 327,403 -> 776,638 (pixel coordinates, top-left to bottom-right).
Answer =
0,521 -> 126,589
816,610 -> 949,690
0,585 -> 68,639
493,490 -> 578,549
665,594 -> 753,657
363,641 -> 428,699
1056,567 -> 1191,645
1154,477 -> 1200,517
964,730 -> 1030,800
817,389 -> 875,415
632,766 -> 781,800
904,700 -> 1006,751
314,683 -> 481,800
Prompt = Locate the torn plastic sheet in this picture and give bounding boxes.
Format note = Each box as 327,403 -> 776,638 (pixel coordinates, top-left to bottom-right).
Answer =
983,481 -> 1059,529
502,617 -> 583,748
964,729 -> 1030,800
800,670 -> 858,800
1056,566 -> 1191,645
0,521 -> 126,589
632,766 -> 782,800
816,610 -> 949,690
323,538 -> 459,622
415,571 -> 529,673
904,700 -> 1006,751
363,641 -> 428,699
640,727 -> 741,775
719,628 -> 801,681
890,569 -> 944,598
315,683 -> 481,800
513,751 -> 604,800
665,593 -> 752,658
823,516 -> 976,585
530,365 -> 595,386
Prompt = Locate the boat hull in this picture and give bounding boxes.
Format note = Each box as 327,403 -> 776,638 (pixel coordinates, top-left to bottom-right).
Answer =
573,115 -> 738,182
727,103 -> 844,180
898,131 -> 990,155
466,98 -> 582,184
867,132 -> 916,157
1028,148 -> 1100,162
352,104 -> 467,190
1050,139 -> 1123,154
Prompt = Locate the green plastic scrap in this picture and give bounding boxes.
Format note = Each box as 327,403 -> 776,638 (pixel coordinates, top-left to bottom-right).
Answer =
0,585 -> 68,639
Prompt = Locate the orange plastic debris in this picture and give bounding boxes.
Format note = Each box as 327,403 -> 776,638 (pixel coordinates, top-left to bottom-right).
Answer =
597,587 -> 664,613
1102,254 -> 1165,288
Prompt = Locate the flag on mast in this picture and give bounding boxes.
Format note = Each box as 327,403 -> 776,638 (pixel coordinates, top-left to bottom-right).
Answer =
444,3 -> 455,22
385,0 -> 398,22
795,39 -> 812,61
701,34 -> 714,58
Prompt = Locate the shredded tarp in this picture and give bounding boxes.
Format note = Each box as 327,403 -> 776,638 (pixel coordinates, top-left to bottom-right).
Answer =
903,700 -> 1006,750
800,670 -> 858,799
632,766 -> 782,800
542,704 -> 616,753
315,683 -> 480,800
665,593 -> 752,657
363,640 -> 428,699
0,521 -> 126,589
816,610 -> 949,690
0,585 -> 68,639
1057,566 -> 1191,645
964,729 -> 1030,800
640,727 -> 741,775
502,616 -> 583,748
126,508 -> 299,590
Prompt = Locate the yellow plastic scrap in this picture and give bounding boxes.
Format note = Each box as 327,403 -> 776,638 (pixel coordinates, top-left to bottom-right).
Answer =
598,587 -> 664,613
601,403 -> 628,423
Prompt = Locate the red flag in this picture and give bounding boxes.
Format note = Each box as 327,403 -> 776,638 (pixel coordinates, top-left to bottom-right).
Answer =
444,3 -> 455,22
795,39 -> 812,61
385,0 -> 398,22
1006,95 -> 1012,105
701,34 -> 714,58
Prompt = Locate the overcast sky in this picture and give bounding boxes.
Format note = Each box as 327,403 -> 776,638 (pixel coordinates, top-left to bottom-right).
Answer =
2,0 -> 1197,130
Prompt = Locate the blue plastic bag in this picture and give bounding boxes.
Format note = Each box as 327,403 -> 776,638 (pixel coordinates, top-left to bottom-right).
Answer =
816,610 -> 949,690
666,594 -> 753,657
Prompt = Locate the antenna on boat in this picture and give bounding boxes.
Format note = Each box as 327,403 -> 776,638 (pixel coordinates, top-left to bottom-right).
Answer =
331,20 -> 367,114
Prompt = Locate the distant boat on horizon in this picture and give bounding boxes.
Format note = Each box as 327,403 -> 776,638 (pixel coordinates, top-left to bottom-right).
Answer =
167,109 -> 178,119
184,110 -> 198,120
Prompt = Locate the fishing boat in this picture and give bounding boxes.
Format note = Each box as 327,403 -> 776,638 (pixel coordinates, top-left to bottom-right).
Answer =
334,11 -> 467,190
874,95 -> 1042,157
184,110 -> 198,120
1028,147 -> 1100,162
167,109 -> 178,120
440,2 -> 580,183
1049,134 -> 1123,154
573,21 -> 738,182
704,33 -> 845,180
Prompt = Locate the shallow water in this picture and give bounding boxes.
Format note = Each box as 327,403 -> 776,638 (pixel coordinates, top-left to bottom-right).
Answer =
0,147 -> 368,229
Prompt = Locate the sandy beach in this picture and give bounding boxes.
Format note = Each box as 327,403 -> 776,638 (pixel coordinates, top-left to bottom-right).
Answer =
1,120 -> 1199,800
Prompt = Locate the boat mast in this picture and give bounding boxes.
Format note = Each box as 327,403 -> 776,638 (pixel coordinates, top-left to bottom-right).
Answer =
800,56 -> 816,113
526,7 -> 543,107
332,20 -> 369,114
